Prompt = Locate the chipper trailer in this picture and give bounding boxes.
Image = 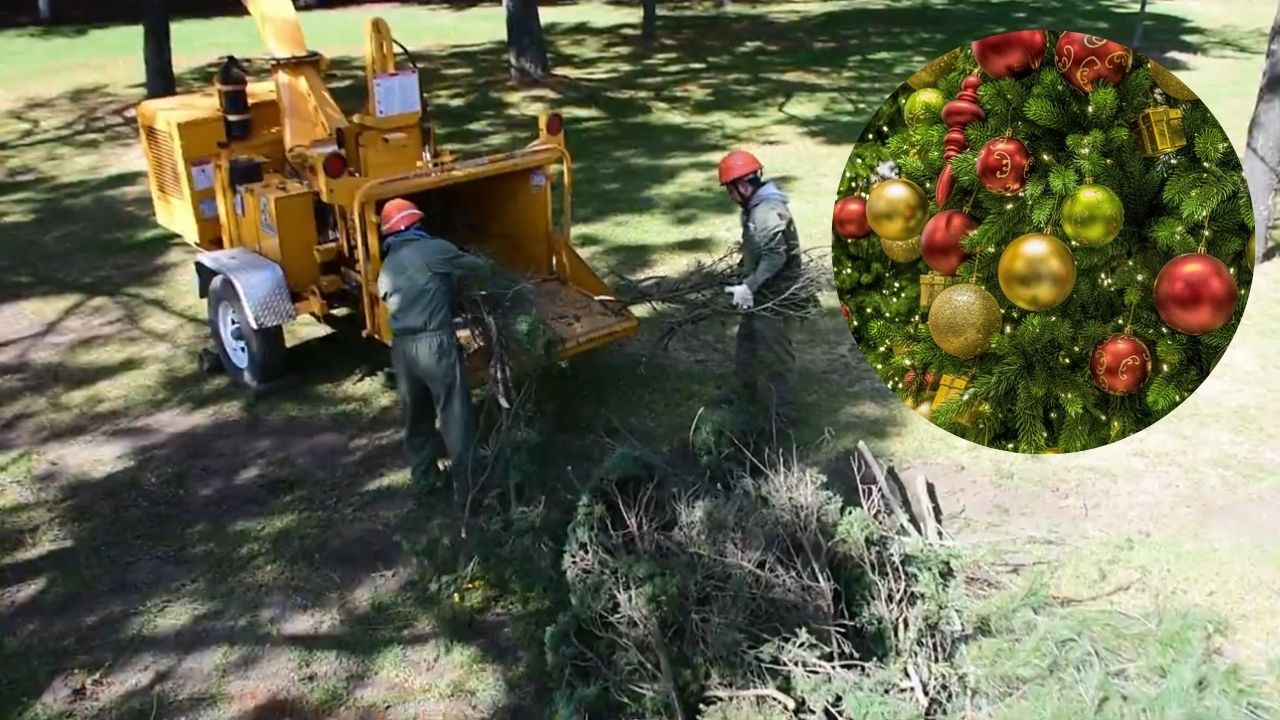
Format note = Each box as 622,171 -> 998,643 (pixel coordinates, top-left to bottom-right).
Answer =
135,0 -> 638,388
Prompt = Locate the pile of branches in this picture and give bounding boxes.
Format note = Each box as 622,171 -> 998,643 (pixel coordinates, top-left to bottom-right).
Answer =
458,285 -> 561,403
545,438 -> 968,719
613,248 -> 833,347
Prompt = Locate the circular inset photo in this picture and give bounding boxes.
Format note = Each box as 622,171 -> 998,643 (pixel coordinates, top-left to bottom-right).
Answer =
831,30 -> 1255,455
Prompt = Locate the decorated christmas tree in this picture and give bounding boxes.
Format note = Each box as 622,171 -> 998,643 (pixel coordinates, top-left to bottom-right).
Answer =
832,30 -> 1255,453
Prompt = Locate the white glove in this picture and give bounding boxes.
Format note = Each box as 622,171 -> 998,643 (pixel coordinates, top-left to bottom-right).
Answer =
725,284 -> 754,310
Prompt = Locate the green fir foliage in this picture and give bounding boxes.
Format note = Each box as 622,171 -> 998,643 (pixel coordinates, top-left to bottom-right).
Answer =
832,36 -> 1254,453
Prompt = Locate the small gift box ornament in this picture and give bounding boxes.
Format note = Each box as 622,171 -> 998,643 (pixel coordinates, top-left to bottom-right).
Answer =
1135,105 -> 1187,157
920,272 -> 957,308
931,373 -> 980,426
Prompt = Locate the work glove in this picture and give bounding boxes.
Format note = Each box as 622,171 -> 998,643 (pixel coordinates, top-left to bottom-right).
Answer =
725,284 -> 754,310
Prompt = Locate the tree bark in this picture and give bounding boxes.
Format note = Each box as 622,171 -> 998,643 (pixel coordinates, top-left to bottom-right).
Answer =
642,0 -> 657,46
1132,0 -> 1149,50
142,0 -> 176,98
1244,0 -> 1280,264
504,0 -> 550,83
37,0 -> 52,22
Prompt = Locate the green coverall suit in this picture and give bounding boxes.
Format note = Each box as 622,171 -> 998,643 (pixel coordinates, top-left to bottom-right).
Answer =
377,226 -> 501,491
734,180 -> 804,423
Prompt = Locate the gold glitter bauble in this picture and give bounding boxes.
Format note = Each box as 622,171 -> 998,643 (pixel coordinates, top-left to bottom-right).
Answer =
927,283 -> 1002,358
867,179 -> 929,241
1042,448 -> 1063,454
907,47 -> 962,89
880,235 -> 922,263
1061,184 -> 1124,247
1248,233 -> 1256,269
1148,59 -> 1198,100
997,233 -> 1077,311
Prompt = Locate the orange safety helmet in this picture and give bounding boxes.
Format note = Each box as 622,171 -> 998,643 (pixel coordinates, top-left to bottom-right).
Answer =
718,150 -> 763,185
380,198 -> 424,234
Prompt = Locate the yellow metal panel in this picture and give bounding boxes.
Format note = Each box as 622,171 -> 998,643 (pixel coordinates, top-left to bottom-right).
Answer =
357,129 -> 422,181
257,179 -> 321,292
274,64 -> 349,151
241,0 -> 309,58
227,182 -> 259,251
410,168 -> 556,276
137,82 -> 284,249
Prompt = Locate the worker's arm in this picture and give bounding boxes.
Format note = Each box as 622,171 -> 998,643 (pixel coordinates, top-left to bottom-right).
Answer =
433,241 -> 522,296
742,205 -> 791,293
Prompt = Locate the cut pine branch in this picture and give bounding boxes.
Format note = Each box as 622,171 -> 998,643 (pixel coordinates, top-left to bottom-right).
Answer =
610,248 -> 831,346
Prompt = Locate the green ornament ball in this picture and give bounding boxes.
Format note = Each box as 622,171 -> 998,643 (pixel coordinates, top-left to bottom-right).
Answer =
1061,183 -> 1124,247
904,88 -> 946,130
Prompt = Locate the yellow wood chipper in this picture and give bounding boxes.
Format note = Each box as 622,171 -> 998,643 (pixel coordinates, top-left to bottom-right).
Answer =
136,0 -> 637,387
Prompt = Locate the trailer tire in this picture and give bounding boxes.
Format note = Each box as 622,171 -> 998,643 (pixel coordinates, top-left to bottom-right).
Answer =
207,274 -> 286,387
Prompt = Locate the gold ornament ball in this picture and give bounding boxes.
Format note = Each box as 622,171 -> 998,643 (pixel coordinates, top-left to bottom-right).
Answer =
904,88 -> 946,130
867,179 -> 929,241
997,233 -> 1077,311
1248,233 -> 1256,269
928,283 -> 1002,358
1042,448 -> 1063,454
907,48 -> 961,89
1061,184 -> 1124,247
1149,59 -> 1198,100
881,235 -> 922,263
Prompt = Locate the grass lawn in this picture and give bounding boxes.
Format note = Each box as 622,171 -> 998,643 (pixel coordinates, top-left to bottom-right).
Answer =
2,0 -> 1279,717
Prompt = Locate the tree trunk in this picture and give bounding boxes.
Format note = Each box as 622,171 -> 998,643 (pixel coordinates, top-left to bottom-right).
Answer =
642,0 -> 657,46
142,0 -> 176,98
1244,0 -> 1280,264
37,0 -> 52,22
1132,0 -> 1149,50
504,0 -> 550,83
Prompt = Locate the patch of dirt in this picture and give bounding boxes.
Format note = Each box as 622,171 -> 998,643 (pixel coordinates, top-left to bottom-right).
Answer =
0,303 -> 43,346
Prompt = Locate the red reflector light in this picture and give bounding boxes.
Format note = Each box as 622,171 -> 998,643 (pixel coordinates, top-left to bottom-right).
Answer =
545,113 -> 564,136
322,151 -> 347,179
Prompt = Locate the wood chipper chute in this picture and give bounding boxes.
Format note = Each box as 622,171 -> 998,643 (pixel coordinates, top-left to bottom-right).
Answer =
134,0 -> 638,388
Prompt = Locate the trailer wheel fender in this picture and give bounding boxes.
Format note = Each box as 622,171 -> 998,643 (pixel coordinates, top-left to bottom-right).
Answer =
194,248 -> 296,330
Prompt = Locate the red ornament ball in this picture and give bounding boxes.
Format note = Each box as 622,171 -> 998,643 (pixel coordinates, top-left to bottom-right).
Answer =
1054,32 -> 1133,93
833,196 -> 872,240
1153,253 -> 1238,335
921,210 -> 978,276
977,137 -> 1031,196
840,302 -> 852,324
1089,333 -> 1152,396
972,30 -> 1048,79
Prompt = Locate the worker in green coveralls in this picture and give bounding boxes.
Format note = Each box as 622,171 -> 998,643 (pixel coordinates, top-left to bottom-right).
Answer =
376,197 -> 506,498
717,150 -> 805,426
